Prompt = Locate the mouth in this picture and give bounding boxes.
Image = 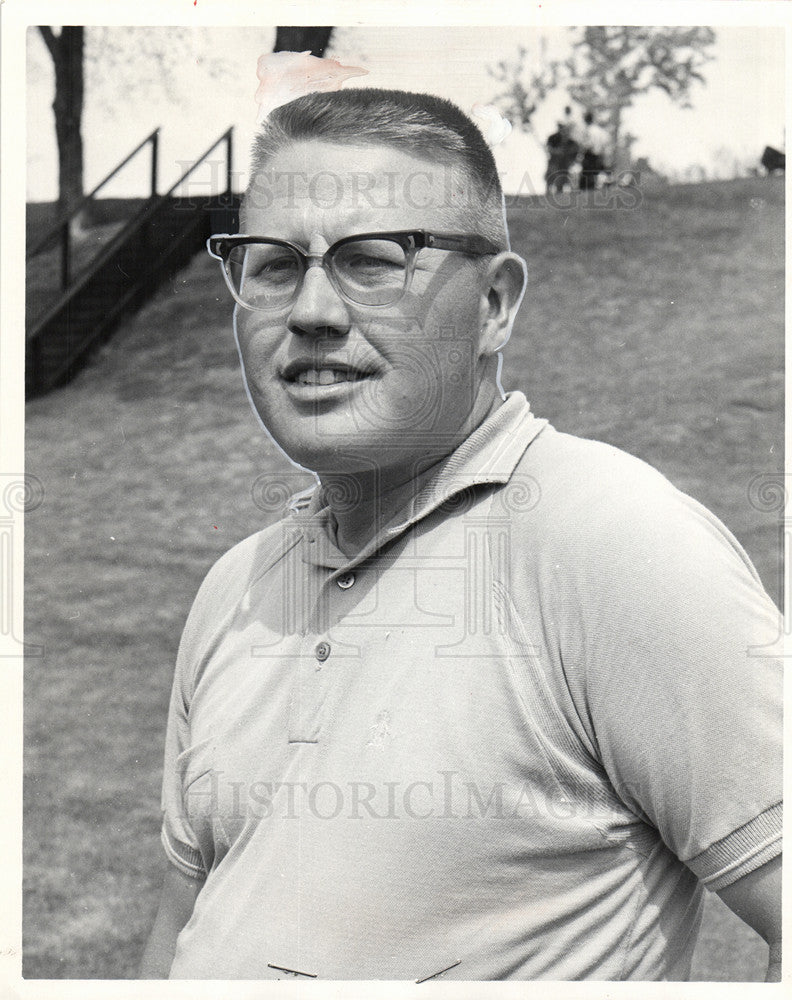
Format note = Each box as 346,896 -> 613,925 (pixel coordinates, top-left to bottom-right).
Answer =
293,367 -> 369,386
281,361 -> 376,386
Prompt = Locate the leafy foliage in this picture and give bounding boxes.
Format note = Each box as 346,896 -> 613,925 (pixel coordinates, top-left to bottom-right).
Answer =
488,44 -> 561,132
487,28 -> 716,165
567,27 -> 716,152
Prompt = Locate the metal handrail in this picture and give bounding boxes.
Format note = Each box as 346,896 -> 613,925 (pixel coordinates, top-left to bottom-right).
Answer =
28,128 -> 160,262
27,126 -> 236,339
166,127 -> 233,201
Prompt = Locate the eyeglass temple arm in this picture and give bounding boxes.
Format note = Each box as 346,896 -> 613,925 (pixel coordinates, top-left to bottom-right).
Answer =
417,232 -> 500,255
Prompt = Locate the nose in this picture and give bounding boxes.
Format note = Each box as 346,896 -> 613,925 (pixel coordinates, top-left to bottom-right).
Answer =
286,259 -> 351,339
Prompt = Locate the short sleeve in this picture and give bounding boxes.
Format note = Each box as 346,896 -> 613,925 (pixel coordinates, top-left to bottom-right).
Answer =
160,631 -> 208,881
561,469 -> 782,891
158,521 -> 298,881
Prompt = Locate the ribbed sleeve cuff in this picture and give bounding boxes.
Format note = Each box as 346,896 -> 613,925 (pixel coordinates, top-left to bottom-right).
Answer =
686,802 -> 782,892
161,825 -> 207,881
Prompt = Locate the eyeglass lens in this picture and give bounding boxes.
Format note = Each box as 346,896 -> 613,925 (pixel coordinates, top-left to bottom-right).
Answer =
226,239 -> 410,309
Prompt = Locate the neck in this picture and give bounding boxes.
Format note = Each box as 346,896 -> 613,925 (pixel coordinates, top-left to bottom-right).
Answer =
320,458 -> 444,556
318,392 -> 504,556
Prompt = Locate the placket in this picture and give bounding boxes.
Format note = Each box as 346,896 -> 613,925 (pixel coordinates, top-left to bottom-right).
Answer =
283,399 -> 545,746
287,536 -> 366,745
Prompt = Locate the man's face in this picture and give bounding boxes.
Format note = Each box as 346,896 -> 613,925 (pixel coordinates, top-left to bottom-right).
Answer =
235,141 -> 498,477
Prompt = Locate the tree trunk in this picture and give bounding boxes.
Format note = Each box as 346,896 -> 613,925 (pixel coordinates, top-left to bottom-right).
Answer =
40,26 -> 85,220
273,26 -> 333,56
609,107 -> 622,170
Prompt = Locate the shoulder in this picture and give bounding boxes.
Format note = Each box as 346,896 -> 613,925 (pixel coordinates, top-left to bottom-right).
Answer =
508,425 -> 688,536
177,510 -> 303,658
503,424 -> 770,613
197,514 -> 300,606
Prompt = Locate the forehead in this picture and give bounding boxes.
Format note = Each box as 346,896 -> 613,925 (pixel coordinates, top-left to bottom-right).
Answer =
243,140 -> 480,241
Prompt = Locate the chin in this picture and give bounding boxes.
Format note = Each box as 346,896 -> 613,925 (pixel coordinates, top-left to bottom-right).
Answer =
274,428 -> 424,480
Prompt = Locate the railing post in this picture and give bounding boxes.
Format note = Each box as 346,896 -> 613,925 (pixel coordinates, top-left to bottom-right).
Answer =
151,129 -> 159,198
60,221 -> 71,290
226,128 -> 233,198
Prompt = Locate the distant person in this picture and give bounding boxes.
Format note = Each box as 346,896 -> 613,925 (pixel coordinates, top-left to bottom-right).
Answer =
141,85 -> 781,982
545,107 -> 579,193
579,110 -> 610,190
560,104 -> 580,144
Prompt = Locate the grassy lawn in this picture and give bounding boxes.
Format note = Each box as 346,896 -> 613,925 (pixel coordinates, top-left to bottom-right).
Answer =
23,176 -> 783,979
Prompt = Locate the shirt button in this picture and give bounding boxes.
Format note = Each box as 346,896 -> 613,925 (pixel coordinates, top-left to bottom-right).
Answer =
336,572 -> 355,590
315,641 -> 331,662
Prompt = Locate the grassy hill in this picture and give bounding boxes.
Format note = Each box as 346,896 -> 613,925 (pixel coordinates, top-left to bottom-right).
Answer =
23,176 -> 783,979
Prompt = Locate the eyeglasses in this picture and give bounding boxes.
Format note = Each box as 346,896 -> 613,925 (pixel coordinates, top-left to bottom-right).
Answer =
206,230 -> 500,311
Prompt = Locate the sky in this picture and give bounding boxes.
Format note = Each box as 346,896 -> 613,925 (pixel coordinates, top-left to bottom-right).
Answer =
24,24 -> 787,200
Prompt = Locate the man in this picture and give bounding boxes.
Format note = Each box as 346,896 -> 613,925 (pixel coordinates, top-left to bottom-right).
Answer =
545,105 -> 580,193
141,88 -> 781,981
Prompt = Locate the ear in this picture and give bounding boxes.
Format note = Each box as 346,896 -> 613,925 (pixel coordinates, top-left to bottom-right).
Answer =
477,252 -> 527,355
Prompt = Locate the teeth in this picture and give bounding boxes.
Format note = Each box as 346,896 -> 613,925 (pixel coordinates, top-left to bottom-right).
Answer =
295,368 -> 364,386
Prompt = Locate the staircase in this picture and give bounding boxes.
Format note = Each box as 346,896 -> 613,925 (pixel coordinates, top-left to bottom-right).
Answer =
26,129 -> 239,396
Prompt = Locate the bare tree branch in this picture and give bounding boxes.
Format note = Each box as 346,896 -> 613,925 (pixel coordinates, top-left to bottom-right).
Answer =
38,25 -> 335,211
38,25 -> 58,59
488,45 -> 560,133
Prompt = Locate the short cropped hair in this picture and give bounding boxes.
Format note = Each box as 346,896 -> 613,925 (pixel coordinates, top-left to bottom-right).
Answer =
246,88 -> 509,249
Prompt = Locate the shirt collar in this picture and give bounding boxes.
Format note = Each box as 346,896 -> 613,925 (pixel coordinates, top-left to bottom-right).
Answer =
292,391 -> 547,570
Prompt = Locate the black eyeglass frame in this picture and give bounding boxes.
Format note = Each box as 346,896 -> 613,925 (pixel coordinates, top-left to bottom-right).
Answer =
206,230 -> 501,311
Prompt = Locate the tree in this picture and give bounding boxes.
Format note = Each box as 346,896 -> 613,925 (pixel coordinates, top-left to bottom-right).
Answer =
36,26 -> 334,219
38,27 -> 84,216
567,27 -> 716,164
488,43 -> 560,133
274,26 -> 333,56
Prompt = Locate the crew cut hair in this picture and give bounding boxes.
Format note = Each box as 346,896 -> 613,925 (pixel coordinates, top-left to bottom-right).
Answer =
246,87 -> 509,249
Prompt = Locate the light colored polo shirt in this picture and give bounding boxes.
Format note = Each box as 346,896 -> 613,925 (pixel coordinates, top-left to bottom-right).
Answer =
161,391 -> 782,981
